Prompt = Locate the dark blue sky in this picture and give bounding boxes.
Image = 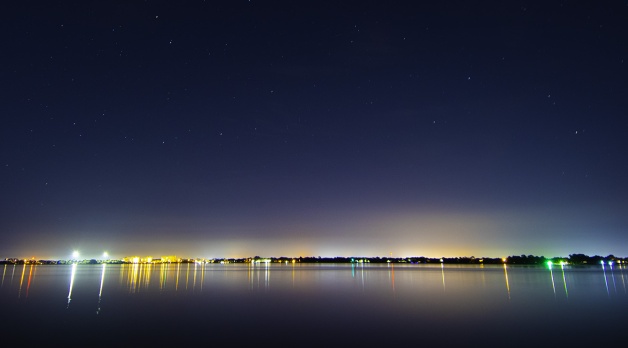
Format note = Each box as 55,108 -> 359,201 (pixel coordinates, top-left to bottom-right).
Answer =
1,1 -> 627,260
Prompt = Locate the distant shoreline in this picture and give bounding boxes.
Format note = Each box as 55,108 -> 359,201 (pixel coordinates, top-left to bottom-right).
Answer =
2,253 -> 625,266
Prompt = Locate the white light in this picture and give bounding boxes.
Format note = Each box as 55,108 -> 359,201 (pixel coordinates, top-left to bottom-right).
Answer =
103,252 -> 109,259
72,251 -> 79,259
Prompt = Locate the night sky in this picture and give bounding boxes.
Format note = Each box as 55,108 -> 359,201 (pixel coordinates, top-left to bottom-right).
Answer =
2,1 -> 627,260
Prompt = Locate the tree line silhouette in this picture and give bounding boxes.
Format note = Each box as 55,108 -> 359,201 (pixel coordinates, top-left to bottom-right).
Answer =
2,253 -> 624,265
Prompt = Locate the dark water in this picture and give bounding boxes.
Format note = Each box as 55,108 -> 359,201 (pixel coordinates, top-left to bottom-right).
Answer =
1,262 -> 626,346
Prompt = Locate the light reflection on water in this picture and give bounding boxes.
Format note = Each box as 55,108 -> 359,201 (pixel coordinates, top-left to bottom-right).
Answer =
1,263 -> 627,346
3,262 -> 628,302
66,263 -> 76,308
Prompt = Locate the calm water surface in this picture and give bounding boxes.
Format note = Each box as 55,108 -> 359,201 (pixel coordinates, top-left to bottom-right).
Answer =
1,263 -> 626,346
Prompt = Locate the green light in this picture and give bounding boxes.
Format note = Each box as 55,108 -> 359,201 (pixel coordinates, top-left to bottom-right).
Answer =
547,261 -> 552,268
